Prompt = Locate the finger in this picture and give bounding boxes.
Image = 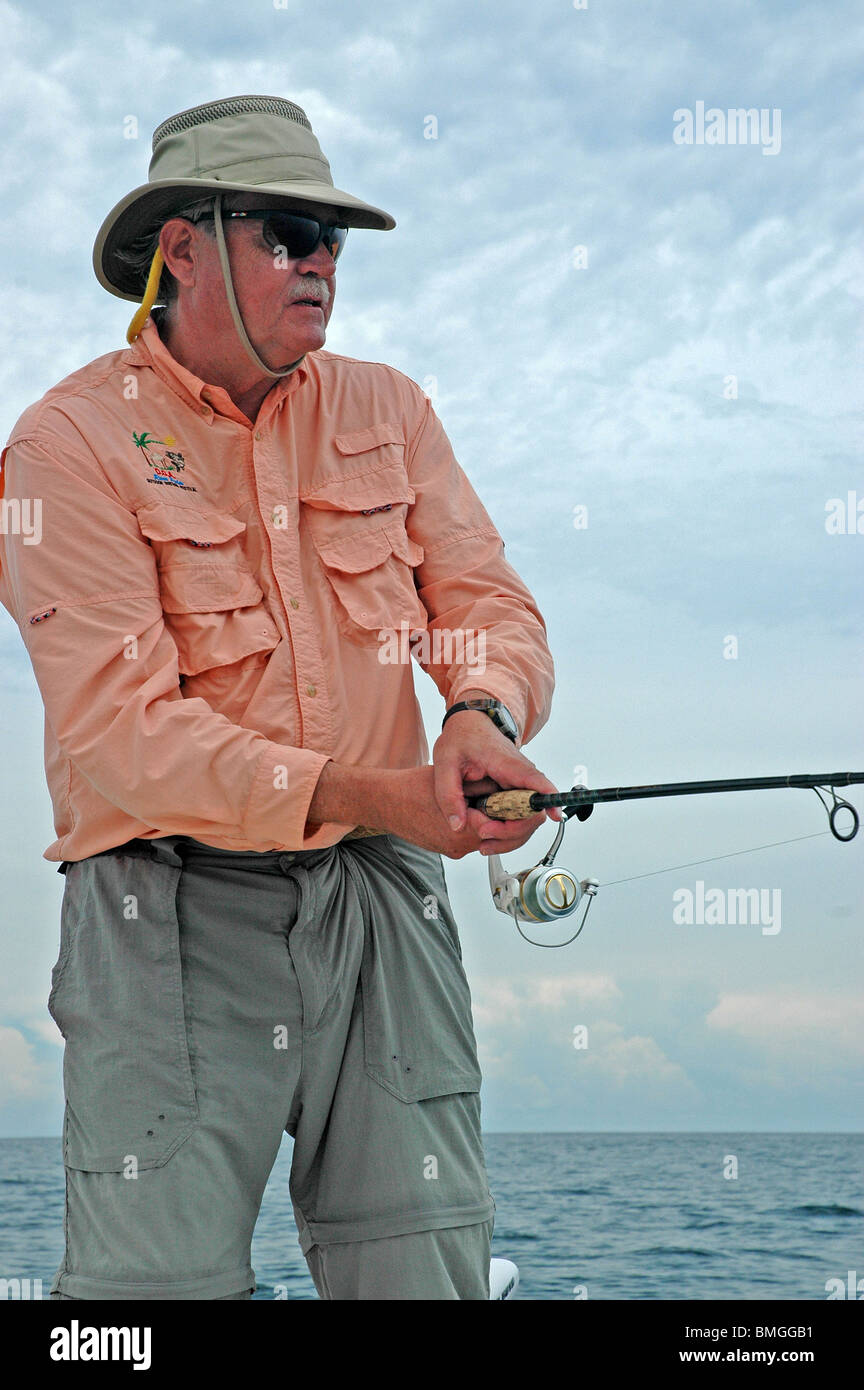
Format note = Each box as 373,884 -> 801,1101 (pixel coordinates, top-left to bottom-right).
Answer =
477,829 -> 545,857
432,749 -> 470,831
508,768 -> 564,821
465,808 -> 547,844
463,777 -> 501,797
486,816 -> 547,847
473,752 -> 563,821
461,761 -> 489,784
475,820 -> 546,854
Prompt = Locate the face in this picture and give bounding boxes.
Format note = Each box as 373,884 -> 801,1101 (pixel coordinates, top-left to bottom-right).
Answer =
162,193 -> 341,374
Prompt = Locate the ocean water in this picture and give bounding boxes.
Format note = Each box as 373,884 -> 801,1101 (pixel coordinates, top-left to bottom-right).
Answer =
0,1132 -> 860,1300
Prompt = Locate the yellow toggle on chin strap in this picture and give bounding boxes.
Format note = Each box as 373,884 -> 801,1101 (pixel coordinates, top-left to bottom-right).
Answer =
126,247 -> 164,344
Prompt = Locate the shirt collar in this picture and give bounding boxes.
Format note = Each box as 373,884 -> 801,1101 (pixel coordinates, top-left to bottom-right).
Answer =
130,316 -> 309,426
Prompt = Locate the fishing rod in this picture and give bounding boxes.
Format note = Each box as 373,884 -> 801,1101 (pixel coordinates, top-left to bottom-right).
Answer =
466,772 -> 863,946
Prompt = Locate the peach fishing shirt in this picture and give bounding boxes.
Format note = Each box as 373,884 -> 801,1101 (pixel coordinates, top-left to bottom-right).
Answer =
0,318 -> 554,861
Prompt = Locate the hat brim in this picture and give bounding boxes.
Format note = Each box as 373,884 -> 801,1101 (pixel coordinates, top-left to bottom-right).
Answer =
94,177 -> 396,301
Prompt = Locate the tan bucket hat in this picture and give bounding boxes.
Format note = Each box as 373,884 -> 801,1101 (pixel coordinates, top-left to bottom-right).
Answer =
94,94 -> 396,302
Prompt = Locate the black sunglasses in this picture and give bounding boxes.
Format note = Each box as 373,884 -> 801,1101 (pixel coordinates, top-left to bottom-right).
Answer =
194,209 -> 348,262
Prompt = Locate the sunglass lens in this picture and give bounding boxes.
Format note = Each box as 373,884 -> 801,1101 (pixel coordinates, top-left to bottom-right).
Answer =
326,225 -> 348,260
261,215 -> 314,256
264,214 -> 347,261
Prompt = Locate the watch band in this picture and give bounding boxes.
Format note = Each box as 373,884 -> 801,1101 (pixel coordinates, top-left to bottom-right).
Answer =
442,698 -> 518,743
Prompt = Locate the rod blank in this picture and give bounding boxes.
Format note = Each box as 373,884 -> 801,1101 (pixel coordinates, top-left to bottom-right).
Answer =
470,773 -> 864,834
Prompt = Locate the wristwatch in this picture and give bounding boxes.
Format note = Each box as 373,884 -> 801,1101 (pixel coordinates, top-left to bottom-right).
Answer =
441,698 -> 519,743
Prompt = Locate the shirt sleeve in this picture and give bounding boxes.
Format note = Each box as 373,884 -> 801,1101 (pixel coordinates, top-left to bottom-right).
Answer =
403,394 -> 555,743
0,433 -> 331,850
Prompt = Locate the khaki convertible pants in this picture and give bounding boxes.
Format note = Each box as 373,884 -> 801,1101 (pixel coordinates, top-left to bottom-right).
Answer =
47,832 -> 494,1300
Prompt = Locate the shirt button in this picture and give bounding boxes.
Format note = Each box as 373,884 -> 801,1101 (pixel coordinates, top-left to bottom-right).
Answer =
290,598 -> 300,610
306,684 -> 317,697
200,406 -> 209,416
254,430 -> 263,441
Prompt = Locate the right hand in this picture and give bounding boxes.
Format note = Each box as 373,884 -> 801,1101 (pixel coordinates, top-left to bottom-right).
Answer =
382,766 -> 551,858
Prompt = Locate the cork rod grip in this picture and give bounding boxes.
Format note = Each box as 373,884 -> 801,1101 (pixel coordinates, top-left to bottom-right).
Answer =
472,789 -> 539,820
340,789 -> 542,839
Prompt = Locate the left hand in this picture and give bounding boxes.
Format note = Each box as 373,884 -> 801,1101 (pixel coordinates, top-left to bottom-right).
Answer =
432,711 -> 562,857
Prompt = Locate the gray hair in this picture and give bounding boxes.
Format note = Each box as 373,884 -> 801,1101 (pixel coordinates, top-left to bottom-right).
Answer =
113,196 -> 219,306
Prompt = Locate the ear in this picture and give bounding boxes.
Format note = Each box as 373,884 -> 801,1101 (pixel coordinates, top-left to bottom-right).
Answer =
159,217 -> 203,290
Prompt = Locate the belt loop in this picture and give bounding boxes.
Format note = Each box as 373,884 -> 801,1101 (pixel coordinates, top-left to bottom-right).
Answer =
145,835 -> 190,870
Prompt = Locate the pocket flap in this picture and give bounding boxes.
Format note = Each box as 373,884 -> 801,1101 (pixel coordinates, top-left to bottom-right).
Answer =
159,569 -> 264,614
333,423 -> 404,455
301,462 -> 414,513
384,522 -> 424,567
314,520 -> 424,574
135,505 -> 260,613
137,505 -> 247,546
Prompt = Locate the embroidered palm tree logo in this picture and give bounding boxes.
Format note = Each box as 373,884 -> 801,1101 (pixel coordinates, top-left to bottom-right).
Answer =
132,431 -> 185,472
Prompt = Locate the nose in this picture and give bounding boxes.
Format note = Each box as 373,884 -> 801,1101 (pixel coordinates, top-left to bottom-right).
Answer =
295,239 -> 337,277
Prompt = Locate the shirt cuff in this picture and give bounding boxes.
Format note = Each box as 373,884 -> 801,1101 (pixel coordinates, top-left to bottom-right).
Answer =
243,744 -> 336,850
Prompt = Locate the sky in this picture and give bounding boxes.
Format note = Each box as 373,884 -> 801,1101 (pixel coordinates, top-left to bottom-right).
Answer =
0,0 -> 861,1139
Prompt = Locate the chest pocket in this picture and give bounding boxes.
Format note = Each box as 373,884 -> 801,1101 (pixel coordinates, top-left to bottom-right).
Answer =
300,425 -> 427,644
136,503 -> 280,677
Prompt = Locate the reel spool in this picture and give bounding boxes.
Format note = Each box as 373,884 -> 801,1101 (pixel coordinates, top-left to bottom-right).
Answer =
486,809 -> 599,947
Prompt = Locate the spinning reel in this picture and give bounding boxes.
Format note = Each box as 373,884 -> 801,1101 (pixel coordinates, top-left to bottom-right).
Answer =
485,794 -> 599,948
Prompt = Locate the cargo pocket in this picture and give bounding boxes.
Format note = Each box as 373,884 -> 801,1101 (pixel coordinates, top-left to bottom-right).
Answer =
50,854 -> 199,1173
301,427 -> 427,645
311,523 -> 427,643
346,837 -> 482,1104
136,503 -> 280,677
47,867 -> 86,1028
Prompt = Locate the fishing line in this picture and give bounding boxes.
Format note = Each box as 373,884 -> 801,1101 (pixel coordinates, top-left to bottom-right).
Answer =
599,829 -> 831,888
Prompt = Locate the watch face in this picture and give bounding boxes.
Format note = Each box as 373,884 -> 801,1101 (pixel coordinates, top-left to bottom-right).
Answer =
470,701 -> 518,739
493,706 -> 518,740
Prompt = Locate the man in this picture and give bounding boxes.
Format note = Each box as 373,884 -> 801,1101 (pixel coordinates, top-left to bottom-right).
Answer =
0,95 -> 558,1300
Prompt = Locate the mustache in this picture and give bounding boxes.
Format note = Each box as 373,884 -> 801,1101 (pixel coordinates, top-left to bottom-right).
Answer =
287,278 -> 331,306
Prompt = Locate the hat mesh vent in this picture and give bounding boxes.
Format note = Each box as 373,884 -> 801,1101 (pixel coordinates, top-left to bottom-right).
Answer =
153,97 -> 312,149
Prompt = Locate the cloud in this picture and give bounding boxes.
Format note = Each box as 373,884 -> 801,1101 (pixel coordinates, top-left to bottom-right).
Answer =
577,1021 -> 695,1090
477,1016 -> 698,1123
0,1025 -> 52,1104
26,1017 -> 64,1048
472,975 -> 697,1114
472,972 -> 620,1030
705,991 -> 864,1061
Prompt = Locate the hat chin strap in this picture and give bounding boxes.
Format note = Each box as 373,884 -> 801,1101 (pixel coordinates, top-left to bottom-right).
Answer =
212,193 -> 305,379
126,194 -> 305,379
